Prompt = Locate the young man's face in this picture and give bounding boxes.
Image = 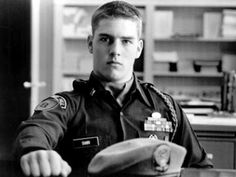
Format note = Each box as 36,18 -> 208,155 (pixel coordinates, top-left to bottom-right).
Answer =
88,18 -> 143,83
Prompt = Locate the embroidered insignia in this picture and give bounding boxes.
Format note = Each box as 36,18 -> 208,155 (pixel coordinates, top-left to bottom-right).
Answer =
35,98 -> 58,111
51,95 -> 67,109
34,95 -> 67,111
153,144 -> 170,172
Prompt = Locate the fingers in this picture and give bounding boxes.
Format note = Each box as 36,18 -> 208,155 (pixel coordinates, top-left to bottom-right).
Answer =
29,155 -> 41,176
20,155 -> 31,176
60,160 -> 72,177
48,151 -> 62,176
21,152 -> 41,176
38,151 -> 51,177
20,150 -> 72,177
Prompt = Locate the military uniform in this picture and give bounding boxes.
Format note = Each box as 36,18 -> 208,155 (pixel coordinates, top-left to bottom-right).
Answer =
14,73 -> 212,176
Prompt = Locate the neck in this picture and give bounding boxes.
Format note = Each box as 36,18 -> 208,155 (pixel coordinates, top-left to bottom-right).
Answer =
92,72 -> 133,97
93,71 -> 132,84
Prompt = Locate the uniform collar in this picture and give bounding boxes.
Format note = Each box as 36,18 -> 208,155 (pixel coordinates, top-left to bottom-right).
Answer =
87,72 -> 109,93
87,72 -> 151,107
132,75 -> 152,107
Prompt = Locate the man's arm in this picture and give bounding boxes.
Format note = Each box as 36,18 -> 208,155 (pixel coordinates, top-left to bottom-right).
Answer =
14,95 -> 74,176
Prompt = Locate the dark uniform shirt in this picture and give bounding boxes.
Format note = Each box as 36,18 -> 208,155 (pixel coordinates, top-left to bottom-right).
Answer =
14,73 -> 213,176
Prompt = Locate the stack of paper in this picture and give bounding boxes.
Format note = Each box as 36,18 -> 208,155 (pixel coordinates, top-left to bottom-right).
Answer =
222,9 -> 236,38
181,100 -> 218,116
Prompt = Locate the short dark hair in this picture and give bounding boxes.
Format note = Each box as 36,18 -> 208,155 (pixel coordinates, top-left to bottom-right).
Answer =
91,1 -> 142,37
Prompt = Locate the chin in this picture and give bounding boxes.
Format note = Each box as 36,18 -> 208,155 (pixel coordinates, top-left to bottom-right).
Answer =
105,71 -> 131,82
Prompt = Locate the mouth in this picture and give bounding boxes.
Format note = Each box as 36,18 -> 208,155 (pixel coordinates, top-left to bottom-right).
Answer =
107,61 -> 122,66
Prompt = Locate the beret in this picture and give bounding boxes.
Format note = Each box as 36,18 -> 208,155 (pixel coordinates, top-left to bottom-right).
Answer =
88,138 -> 186,177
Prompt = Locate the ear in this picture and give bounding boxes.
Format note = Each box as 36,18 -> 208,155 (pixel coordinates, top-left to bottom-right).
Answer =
136,39 -> 143,59
87,35 -> 93,54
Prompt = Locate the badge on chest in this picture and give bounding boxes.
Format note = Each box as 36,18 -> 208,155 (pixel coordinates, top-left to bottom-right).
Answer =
144,112 -> 173,141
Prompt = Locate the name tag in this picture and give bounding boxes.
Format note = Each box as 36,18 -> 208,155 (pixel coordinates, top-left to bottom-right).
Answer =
73,136 -> 99,149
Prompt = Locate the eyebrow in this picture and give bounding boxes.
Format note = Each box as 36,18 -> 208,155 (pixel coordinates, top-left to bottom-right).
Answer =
98,33 -> 136,40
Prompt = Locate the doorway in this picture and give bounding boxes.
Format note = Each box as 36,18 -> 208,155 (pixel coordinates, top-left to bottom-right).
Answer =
0,0 -> 31,160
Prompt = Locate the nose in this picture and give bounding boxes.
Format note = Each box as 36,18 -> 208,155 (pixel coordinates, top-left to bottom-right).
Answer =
109,39 -> 121,57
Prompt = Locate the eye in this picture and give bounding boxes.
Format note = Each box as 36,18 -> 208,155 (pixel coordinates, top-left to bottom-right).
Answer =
100,36 -> 110,43
122,39 -> 132,45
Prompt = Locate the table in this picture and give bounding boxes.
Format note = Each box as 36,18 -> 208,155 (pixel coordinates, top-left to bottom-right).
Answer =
181,168 -> 236,177
1,160 -> 236,177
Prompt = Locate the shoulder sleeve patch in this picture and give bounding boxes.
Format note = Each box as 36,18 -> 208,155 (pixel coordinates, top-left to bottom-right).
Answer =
35,97 -> 58,111
51,95 -> 67,109
34,95 -> 67,111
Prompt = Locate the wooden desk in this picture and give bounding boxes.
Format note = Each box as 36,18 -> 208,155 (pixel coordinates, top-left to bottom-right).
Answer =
181,168 -> 236,177
1,160 -> 236,177
189,116 -> 236,169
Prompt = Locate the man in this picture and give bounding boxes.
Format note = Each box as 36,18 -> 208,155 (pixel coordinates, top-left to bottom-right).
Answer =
14,1 -> 213,177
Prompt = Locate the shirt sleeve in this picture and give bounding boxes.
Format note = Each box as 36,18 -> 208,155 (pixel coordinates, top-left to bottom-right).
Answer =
13,94 -> 71,160
171,98 -> 213,168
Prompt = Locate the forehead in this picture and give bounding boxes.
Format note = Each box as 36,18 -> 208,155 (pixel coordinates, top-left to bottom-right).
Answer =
94,18 -> 139,38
